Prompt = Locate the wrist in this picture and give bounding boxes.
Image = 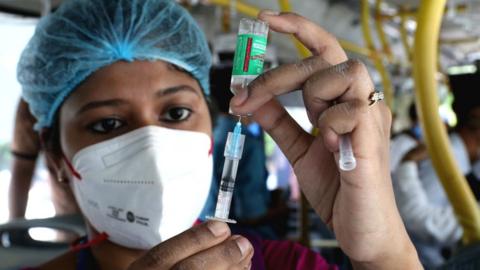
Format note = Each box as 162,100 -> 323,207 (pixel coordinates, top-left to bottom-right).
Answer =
10,149 -> 38,161
352,235 -> 422,270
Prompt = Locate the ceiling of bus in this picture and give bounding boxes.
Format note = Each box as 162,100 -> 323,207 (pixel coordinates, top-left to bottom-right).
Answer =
0,0 -> 479,71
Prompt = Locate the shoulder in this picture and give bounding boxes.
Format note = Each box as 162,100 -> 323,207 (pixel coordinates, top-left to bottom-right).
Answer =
261,240 -> 337,270
32,250 -> 77,270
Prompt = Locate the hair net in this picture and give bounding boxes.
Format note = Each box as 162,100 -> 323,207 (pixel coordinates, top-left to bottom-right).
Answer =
18,0 -> 212,130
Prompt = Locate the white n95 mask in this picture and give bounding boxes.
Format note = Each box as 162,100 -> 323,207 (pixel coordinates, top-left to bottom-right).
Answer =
69,126 -> 213,250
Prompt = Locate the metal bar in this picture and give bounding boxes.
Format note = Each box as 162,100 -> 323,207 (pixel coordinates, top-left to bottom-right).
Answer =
277,0 -> 311,58
374,0 -> 393,61
399,6 -> 412,62
299,191 -> 311,248
339,39 -> 376,58
310,239 -> 339,248
378,3 -> 467,20
209,0 -> 259,18
360,0 -> 394,108
440,37 -> 480,45
209,0 -> 375,59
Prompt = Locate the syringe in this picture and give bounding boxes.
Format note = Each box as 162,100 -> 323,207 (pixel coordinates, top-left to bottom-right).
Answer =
207,118 -> 246,223
207,18 -> 267,223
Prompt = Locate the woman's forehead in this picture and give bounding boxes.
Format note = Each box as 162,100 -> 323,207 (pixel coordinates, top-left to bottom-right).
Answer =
62,60 -> 203,108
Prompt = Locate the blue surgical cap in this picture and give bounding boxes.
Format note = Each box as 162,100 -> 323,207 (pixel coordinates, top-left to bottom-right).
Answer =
17,0 -> 212,130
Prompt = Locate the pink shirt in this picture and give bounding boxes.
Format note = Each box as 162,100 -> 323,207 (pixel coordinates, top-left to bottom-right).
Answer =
262,240 -> 338,270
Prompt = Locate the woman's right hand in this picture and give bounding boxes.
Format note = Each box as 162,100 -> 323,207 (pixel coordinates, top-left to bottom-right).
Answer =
127,221 -> 253,270
230,11 -> 421,269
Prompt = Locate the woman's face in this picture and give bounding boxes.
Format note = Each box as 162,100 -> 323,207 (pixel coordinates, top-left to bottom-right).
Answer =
58,60 -> 212,161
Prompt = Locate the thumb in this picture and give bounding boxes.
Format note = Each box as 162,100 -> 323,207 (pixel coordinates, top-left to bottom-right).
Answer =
128,221 -> 230,270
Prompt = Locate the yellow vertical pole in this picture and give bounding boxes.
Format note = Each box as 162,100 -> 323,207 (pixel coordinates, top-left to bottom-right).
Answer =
413,0 -> 480,245
374,0 -> 393,61
277,0 -> 311,58
299,192 -> 311,248
399,6 -> 412,62
209,0 -> 375,58
209,0 -> 260,18
360,0 -> 394,108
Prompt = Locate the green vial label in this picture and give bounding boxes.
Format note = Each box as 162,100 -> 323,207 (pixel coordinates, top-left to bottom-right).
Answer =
232,34 -> 267,76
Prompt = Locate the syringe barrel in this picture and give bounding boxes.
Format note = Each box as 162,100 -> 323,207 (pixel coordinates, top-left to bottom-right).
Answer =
214,158 -> 240,219
224,132 -> 245,159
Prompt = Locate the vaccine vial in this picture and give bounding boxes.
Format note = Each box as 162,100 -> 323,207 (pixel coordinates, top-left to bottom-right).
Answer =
230,18 -> 269,96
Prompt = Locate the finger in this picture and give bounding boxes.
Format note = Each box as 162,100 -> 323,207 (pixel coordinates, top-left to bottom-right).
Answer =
303,59 -> 374,124
317,100 -> 369,152
238,254 -> 253,270
171,235 -> 253,270
258,10 -> 348,64
128,221 -> 230,270
316,100 -> 390,164
252,99 -> 313,168
230,55 -> 329,115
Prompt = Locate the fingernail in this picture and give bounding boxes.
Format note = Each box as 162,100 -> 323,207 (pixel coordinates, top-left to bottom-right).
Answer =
262,9 -> 280,16
207,221 -> 229,237
234,236 -> 251,256
232,88 -> 249,106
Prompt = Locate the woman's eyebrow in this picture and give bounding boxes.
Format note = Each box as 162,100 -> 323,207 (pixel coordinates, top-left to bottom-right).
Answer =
76,99 -> 128,116
75,85 -> 199,116
156,85 -> 200,97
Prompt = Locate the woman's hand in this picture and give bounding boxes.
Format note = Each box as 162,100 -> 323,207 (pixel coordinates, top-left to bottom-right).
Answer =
230,11 -> 421,269
128,221 -> 253,270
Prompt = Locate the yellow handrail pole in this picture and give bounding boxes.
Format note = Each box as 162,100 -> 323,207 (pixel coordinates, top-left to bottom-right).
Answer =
441,37 -> 480,45
374,0 -> 393,61
299,192 -> 311,248
209,0 -> 376,59
378,3 -> 468,20
413,0 -> 480,245
277,0 -> 311,58
339,40 -> 376,58
209,0 -> 259,18
360,0 -> 394,108
399,6 -> 412,62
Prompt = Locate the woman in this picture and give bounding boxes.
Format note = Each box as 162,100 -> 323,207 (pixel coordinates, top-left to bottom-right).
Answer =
18,0 -> 421,269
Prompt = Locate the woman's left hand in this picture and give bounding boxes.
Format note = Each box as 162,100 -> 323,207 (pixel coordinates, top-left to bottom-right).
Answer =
230,10 -> 421,269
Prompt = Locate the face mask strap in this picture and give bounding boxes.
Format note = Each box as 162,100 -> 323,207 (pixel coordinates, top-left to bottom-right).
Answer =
70,232 -> 109,252
62,152 -> 82,180
209,138 -> 214,156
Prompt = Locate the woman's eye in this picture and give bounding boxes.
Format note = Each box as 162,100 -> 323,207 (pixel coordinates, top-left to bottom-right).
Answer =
89,118 -> 124,133
162,107 -> 192,122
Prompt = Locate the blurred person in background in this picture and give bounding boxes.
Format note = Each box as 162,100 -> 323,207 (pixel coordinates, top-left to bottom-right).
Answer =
391,74 -> 480,267
8,99 -> 79,220
390,103 -> 423,174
